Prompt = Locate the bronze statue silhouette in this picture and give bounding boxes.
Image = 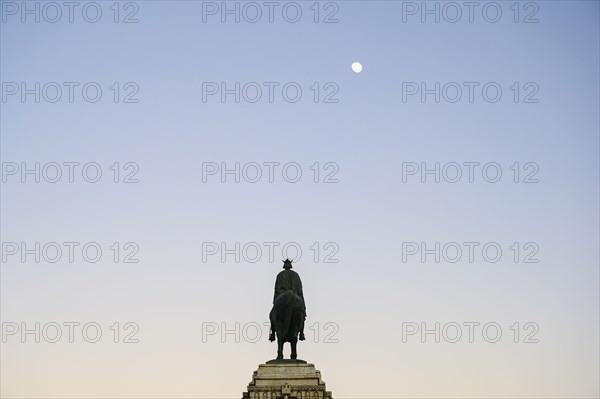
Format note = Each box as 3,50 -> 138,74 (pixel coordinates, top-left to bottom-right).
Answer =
269,259 -> 306,360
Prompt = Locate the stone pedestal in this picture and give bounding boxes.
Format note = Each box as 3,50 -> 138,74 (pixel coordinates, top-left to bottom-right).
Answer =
242,360 -> 333,399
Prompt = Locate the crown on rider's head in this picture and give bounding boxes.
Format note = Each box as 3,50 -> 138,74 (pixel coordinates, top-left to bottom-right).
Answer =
283,259 -> 293,269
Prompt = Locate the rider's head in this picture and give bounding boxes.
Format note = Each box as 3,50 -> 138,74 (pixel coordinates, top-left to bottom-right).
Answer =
283,259 -> 293,269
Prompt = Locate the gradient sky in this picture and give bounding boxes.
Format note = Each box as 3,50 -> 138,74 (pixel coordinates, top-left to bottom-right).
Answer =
1,1 -> 599,398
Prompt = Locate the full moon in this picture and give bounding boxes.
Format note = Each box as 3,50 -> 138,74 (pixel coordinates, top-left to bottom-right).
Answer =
351,62 -> 363,73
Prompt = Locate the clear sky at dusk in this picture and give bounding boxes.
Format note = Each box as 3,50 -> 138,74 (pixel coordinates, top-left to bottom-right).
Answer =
1,1 -> 599,397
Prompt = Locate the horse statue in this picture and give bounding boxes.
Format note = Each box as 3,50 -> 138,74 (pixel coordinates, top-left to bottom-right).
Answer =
269,289 -> 306,360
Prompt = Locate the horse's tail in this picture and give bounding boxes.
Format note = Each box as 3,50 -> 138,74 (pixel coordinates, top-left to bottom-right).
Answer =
274,290 -> 300,341
280,309 -> 293,340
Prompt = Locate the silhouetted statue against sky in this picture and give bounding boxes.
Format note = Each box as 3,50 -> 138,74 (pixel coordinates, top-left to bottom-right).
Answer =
269,259 -> 306,360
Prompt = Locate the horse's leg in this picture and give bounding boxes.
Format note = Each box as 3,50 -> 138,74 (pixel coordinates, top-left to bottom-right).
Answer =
290,338 -> 297,359
276,338 -> 283,360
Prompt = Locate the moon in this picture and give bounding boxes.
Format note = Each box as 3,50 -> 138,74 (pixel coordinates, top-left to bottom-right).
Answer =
351,62 -> 363,73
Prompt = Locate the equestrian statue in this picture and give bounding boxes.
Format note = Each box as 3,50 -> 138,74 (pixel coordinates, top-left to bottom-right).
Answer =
269,259 -> 307,360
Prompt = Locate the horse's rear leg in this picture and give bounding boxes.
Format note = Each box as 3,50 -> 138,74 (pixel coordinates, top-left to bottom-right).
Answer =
290,339 -> 297,360
277,339 -> 283,360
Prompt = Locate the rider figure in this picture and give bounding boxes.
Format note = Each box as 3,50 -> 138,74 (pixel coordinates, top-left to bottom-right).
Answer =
271,259 -> 306,341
